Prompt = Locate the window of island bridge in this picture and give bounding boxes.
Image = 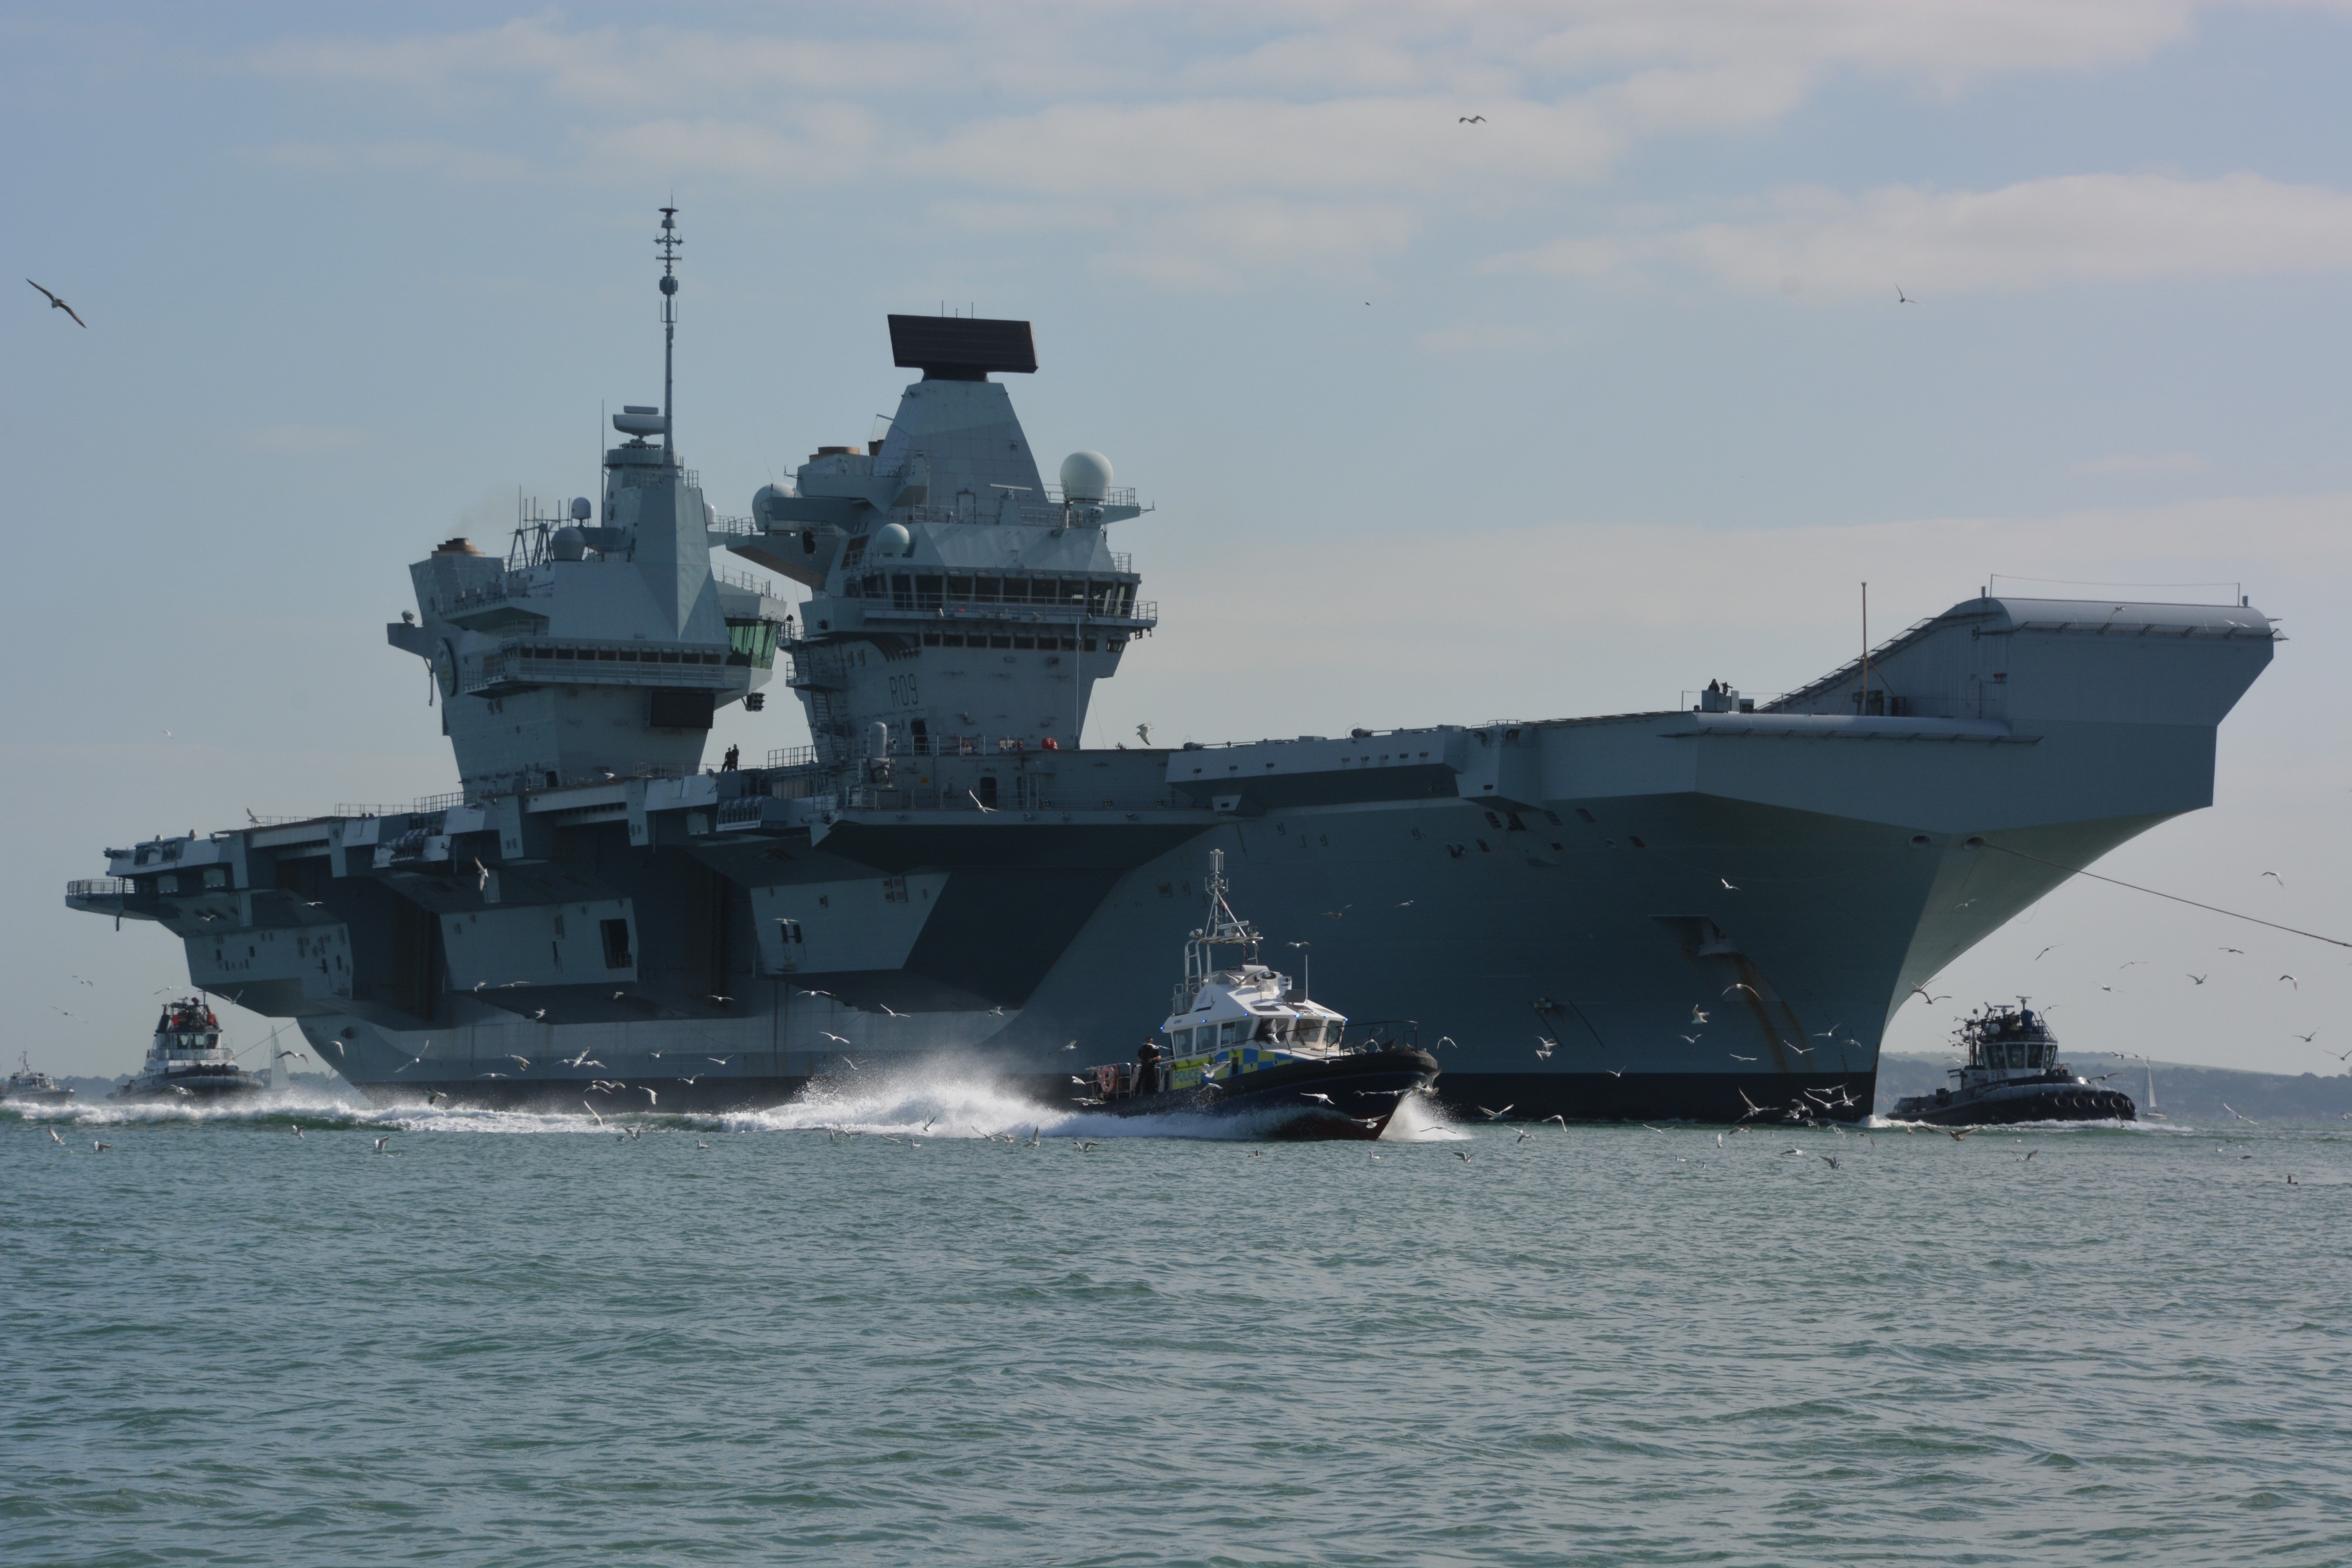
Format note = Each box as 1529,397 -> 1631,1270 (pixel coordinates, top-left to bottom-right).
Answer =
846,573 -> 1137,614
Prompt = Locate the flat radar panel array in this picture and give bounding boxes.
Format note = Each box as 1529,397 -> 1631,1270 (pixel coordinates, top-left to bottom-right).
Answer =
887,315 -> 1038,381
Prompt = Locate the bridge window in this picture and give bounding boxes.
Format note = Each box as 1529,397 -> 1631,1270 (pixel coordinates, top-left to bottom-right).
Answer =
600,918 -> 632,970
975,576 -> 1004,604
726,619 -> 780,669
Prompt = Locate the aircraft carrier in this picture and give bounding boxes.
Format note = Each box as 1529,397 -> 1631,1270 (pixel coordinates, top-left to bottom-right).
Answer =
65,210 -> 2280,1122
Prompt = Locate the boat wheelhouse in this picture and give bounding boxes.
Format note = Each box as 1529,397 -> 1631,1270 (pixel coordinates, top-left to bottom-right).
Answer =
1081,851 -> 1437,1138
1888,1000 -> 2134,1127
112,998 -> 265,1102
4,1053 -> 74,1106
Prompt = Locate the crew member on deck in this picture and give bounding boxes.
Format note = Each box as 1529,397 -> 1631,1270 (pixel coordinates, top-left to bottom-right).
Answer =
1136,1039 -> 1163,1096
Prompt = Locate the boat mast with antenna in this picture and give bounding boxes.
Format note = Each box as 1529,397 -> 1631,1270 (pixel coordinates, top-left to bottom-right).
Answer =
658,205 -> 680,455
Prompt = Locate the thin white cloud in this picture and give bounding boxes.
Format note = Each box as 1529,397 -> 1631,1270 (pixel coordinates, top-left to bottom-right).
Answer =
238,424 -> 371,454
2076,452 -> 2213,478
1091,199 -> 1418,291
1514,0 -> 2197,91
235,5 -> 2326,293
1495,173 -> 2352,293
252,4 -> 2206,107
256,140 -> 527,180
1414,321 -> 1579,355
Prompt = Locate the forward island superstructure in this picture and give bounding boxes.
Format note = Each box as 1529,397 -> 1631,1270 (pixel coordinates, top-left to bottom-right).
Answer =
65,210 -> 2279,1122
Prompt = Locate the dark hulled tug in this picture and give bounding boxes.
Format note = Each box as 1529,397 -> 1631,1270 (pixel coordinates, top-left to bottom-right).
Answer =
1890,999 -> 2135,1127
110,998 -> 266,1103
1078,852 -> 1439,1140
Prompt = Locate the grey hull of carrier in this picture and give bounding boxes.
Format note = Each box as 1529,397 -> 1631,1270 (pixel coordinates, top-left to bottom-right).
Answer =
65,227 -> 2278,1124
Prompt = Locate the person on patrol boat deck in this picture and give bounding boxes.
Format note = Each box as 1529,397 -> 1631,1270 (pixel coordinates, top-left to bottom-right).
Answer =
1136,1038 -> 1163,1096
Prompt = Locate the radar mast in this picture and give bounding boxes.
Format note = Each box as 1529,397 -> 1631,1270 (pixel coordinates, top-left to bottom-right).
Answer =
657,205 -> 680,455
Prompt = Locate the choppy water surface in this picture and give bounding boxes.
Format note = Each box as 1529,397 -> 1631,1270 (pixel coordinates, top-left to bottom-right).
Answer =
4,1078 -> 2348,1566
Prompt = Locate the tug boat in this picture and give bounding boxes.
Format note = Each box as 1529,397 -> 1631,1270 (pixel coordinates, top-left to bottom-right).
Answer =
1078,852 -> 1439,1139
111,998 -> 265,1103
3,1053 -> 74,1106
1889,1000 -> 2134,1127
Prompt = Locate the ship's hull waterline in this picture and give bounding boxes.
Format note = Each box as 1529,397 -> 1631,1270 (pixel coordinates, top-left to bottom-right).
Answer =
283,773 -> 2229,1126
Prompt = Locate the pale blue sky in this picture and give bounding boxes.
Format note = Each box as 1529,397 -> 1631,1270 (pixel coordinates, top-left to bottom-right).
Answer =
7,2 -> 2349,1076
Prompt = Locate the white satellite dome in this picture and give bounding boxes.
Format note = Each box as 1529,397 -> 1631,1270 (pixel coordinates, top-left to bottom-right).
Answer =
1059,451 -> 1113,504
874,522 -> 913,558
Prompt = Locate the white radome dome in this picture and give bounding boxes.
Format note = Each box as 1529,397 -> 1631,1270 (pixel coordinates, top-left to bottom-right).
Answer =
1059,451 -> 1113,504
875,522 -> 913,558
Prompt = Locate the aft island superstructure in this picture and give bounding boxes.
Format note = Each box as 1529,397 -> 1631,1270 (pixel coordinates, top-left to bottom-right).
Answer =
65,210 -> 2280,1122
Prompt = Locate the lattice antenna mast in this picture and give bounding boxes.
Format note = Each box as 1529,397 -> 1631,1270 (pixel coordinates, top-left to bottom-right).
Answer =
657,205 -> 681,456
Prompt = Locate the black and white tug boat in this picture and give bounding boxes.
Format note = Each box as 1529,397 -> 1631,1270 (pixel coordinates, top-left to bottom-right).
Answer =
1078,852 -> 1439,1140
4,1052 -> 74,1106
1889,1000 -> 2134,1127
111,998 -> 265,1103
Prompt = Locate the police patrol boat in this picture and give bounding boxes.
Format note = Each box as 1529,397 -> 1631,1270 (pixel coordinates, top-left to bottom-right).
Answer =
1889,1000 -> 2134,1127
112,998 -> 266,1103
63,207 -> 2282,1124
1080,852 -> 1437,1139
4,1053 -> 74,1106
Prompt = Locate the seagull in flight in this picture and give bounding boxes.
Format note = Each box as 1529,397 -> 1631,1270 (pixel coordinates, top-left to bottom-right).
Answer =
1135,723 -> 1151,745
1458,114 -> 1486,123
1719,877 -> 1739,891
1723,982 -> 1760,998
967,790 -> 995,813
1909,984 -> 1949,1004
820,1031 -> 852,1045
373,1136 -> 392,1153
2034,946 -> 2059,961
1690,1007 -> 1710,1025
2279,975 -> 2298,989
26,279 -> 85,327
878,1003 -> 903,1017
2260,871 -> 2285,886
1895,285 -> 1915,305
1728,1052 -> 1757,1062
1476,1104 -> 1514,1120
2188,973 -> 2208,985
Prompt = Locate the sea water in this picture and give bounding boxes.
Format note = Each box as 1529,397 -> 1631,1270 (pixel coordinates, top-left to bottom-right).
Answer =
3,1080 -> 2348,1566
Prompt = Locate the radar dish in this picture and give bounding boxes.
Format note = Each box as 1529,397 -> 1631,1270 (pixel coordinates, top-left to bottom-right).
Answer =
1060,451 -> 1112,503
